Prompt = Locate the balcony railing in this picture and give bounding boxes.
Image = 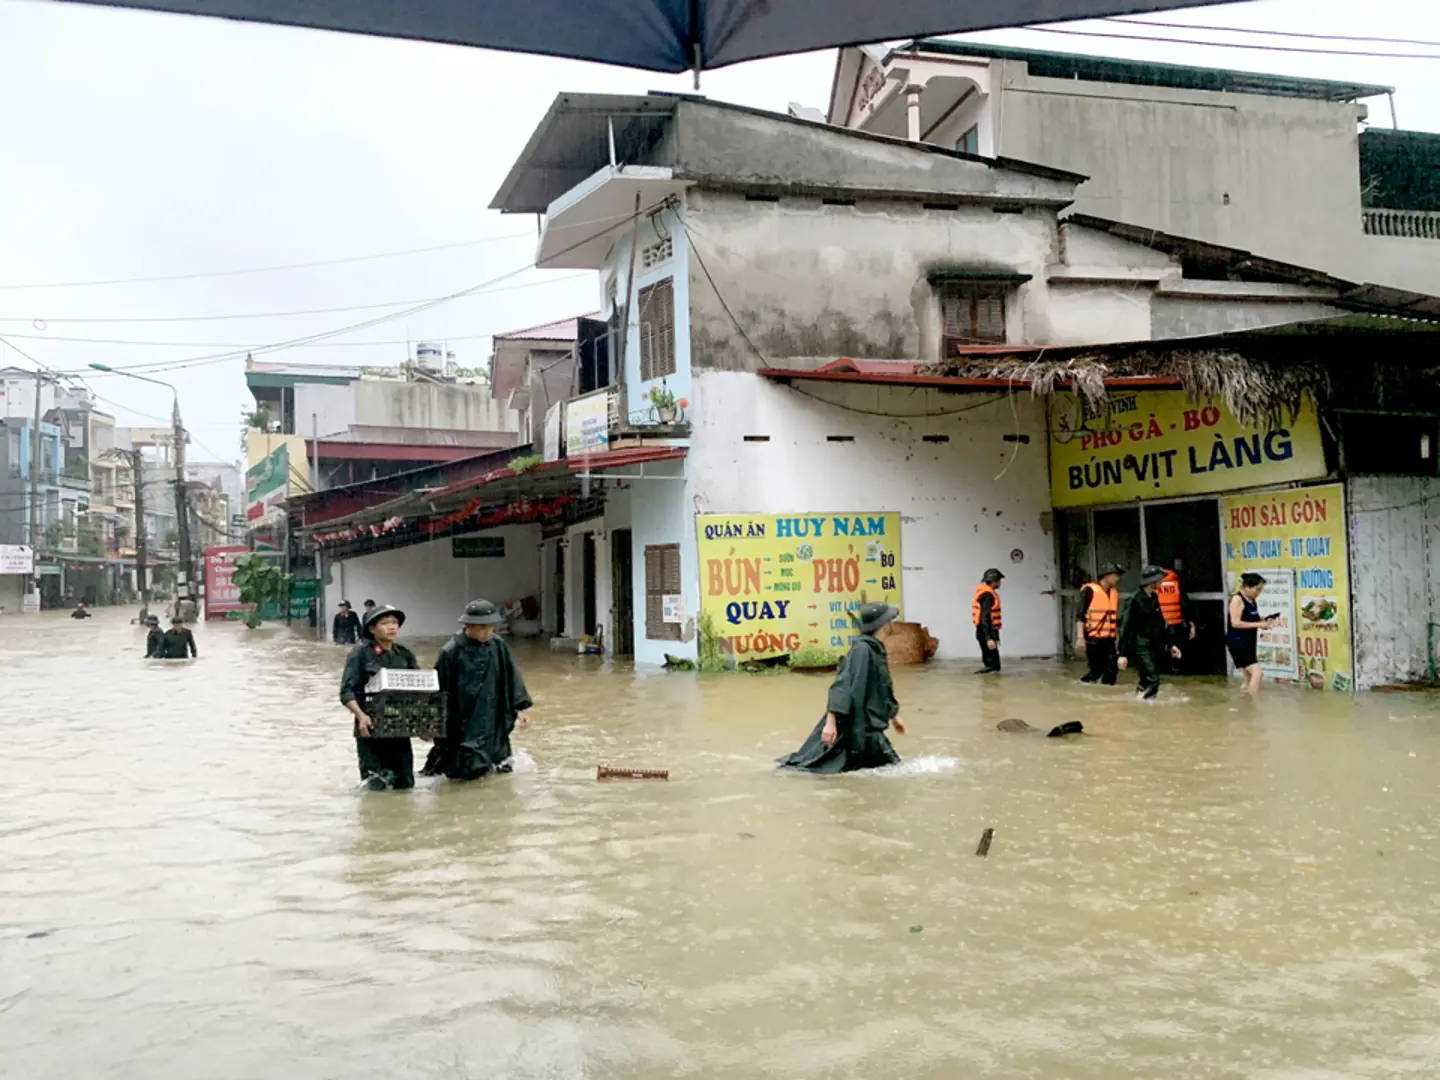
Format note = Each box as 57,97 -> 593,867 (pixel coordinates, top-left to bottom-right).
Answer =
1363,209 -> 1440,240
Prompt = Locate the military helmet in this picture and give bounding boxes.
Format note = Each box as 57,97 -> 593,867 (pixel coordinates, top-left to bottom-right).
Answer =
458,599 -> 503,626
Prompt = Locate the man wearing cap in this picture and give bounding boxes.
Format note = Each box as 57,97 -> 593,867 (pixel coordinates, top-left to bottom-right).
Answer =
423,599 -> 533,782
972,568 -> 1005,674
159,615 -> 198,659
340,603 -> 421,791
778,601 -> 908,774
1076,563 -> 1124,685
144,614 -> 164,659
1117,565 -> 1184,700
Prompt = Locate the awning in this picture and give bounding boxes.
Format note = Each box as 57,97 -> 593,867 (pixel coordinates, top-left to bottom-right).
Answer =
52,1 -> 1246,77
757,358 -> 1182,391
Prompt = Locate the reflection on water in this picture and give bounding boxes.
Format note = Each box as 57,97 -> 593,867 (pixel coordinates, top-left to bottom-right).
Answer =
4,609 -> 1440,1079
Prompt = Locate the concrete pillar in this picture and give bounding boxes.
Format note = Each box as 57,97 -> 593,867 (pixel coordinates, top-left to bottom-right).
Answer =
905,84 -> 923,142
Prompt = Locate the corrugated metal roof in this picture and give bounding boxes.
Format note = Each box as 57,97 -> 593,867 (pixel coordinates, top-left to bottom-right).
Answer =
902,39 -> 1392,103
494,316 -> 590,342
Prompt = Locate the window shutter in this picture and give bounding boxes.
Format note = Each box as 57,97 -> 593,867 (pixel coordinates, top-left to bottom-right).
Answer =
940,284 -> 1007,353
639,278 -> 676,383
644,543 -> 681,641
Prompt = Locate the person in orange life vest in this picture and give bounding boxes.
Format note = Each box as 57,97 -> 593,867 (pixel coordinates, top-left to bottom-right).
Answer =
1155,561 -> 1196,672
973,568 -> 1004,674
1075,562 -> 1124,685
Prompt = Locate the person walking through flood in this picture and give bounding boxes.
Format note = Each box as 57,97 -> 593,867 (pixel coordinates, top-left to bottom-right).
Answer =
332,600 -> 361,645
1228,572 -> 1277,694
973,568 -> 1004,674
422,599 -> 533,782
1117,566 -> 1182,700
70,601 -> 92,619
1076,562 -> 1124,685
159,616 -> 198,659
778,602 -> 908,773
144,615 -> 164,659
340,604 -> 419,791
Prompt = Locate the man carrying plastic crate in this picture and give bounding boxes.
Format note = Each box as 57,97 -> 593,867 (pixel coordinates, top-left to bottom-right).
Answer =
340,603 -> 421,791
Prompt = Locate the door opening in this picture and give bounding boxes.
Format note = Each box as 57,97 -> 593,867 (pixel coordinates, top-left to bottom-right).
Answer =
611,529 -> 635,657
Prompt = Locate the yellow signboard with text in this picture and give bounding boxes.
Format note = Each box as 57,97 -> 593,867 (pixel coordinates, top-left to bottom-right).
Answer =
1222,484 -> 1352,692
1049,390 -> 1326,508
697,512 -> 902,661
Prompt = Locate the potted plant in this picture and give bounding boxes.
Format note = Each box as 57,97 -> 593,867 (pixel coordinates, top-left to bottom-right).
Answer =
647,385 -> 683,425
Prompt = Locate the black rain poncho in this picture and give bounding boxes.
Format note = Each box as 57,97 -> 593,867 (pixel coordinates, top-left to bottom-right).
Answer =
778,635 -> 901,774
423,633 -> 533,781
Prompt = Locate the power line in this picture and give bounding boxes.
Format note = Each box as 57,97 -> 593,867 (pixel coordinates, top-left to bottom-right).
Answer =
0,232 -> 534,290
1025,25 -> 1440,61
0,272 -> 591,326
48,197 -> 668,378
1105,17 -> 1440,50
0,331 -> 501,349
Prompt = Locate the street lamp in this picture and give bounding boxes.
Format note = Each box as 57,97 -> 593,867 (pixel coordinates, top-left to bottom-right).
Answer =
89,363 -> 196,620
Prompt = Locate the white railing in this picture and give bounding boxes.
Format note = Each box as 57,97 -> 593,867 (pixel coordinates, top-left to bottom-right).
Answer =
1363,209 -> 1440,240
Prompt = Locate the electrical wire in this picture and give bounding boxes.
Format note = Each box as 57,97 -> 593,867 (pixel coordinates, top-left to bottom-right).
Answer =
1024,26 -> 1440,61
1,273 -> 591,326
0,232 -> 535,290
49,196 -> 668,378
1104,17 -> 1440,50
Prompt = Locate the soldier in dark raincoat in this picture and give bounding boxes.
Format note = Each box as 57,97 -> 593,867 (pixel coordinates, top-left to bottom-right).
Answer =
144,615 -> 164,659
339,604 -> 420,791
1118,565 -> 1184,701
159,617 -> 198,658
422,599 -> 533,782
778,602 -> 908,774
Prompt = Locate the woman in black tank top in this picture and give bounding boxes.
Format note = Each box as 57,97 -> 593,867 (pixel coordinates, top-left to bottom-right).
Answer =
1228,572 -> 1276,694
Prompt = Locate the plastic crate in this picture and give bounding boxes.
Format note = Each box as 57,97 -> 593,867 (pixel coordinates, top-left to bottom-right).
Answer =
365,691 -> 446,739
364,668 -> 440,695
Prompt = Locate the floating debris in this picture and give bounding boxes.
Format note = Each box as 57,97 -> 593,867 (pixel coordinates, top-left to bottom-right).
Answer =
597,766 -> 669,781
976,828 -> 995,857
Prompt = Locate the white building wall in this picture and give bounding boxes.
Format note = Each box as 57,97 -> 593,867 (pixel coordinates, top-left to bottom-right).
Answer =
690,372 -> 1058,660
324,523 -> 543,640
0,573 -> 24,615
628,460 -> 696,667
293,383 -> 357,439
1347,475 -> 1440,690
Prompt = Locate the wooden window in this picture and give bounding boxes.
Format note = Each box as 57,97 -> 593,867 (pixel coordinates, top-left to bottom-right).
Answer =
644,543 -> 682,641
956,125 -> 980,155
940,285 -> 1007,354
638,278 -> 676,382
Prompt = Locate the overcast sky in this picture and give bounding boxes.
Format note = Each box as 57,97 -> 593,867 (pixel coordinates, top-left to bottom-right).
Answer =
0,0 -> 1435,462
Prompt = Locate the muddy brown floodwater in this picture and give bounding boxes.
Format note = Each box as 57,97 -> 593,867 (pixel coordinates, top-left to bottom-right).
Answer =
4,609 -> 1440,1079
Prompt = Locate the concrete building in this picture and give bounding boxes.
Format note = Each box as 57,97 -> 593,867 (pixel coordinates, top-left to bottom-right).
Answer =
489,317 -> 586,450
827,41 -> 1440,295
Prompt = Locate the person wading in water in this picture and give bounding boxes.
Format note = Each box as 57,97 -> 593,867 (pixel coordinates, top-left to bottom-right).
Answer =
423,599 -> 533,782
159,616 -> 198,659
1227,572 -> 1277,694
1118,565 -> 1182,700
1076,563 -> 1124,685
973,568 -> 1004,674
340,604 -> 419,791
778,602 -> 908,773
332,600 -> 361,645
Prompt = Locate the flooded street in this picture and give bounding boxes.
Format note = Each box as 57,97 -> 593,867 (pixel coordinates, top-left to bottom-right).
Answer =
5,610 -> 1440,1079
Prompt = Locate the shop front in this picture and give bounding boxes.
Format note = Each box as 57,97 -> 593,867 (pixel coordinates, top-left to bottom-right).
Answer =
1049,387 -> 1339,681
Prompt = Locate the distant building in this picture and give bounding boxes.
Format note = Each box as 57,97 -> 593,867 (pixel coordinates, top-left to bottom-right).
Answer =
489,317 -> 585,453
827,41 -> 1440,294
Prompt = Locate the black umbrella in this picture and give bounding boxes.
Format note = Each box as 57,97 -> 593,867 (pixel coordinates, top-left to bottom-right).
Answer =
58,1 -> 1243,75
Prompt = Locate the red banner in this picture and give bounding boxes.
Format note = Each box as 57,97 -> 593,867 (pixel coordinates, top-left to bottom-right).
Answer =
204,545 -> 249,619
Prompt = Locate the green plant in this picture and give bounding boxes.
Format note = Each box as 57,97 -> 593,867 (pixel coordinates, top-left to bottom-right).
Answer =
508,454 -> 543,475
231,552 -> 293,629
788,644 -> 838,669
696,610 -> 730,673
647,385 -> 676,410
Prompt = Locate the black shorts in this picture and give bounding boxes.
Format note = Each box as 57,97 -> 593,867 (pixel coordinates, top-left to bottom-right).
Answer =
1227,640 -> 1258,669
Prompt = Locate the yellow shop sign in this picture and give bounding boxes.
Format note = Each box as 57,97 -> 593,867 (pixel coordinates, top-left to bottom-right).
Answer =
1049,390 -> 1326,508
697,512 -> 902,661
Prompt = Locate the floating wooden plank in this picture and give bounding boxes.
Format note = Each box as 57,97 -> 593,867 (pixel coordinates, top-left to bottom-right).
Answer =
597,766 -> 669,781
976,828 -> 995,857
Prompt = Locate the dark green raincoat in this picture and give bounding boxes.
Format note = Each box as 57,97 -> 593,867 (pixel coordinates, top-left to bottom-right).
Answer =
340,641 -> 420,789
159,627 -> 197,659
778,635 -> 902,773
423,633 -> 532,781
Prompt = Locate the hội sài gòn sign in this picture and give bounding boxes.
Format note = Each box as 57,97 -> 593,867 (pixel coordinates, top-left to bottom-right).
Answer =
1222,483 -> 1352,692
696,512 -> 902,661
1048,390 -> 1326,508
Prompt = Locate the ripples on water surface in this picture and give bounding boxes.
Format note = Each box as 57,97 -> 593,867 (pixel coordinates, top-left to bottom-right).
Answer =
4,610 -> 1440,1079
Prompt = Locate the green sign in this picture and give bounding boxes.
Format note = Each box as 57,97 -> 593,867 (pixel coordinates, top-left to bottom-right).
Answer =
288,577 -> 319,623
246,444 -> 290,522
452,535 -> 506,558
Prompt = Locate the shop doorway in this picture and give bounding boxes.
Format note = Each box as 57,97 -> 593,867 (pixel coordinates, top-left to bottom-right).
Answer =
554,542 -> 566,637
582,532 -> 598,638
1058,497 -> 1227,675
611,529 -> 635,658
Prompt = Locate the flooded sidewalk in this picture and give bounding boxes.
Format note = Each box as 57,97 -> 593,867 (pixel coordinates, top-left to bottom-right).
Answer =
3,609 -> 1440,1079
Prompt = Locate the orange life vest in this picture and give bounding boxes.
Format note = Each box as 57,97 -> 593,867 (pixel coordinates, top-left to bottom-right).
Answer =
1082,582 -> 1118,639
972,583 -> 1002,630
1157,570 -> 1184,627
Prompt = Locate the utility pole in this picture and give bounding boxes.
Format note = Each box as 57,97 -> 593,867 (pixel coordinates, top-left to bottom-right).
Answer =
171,401 -> 196,621
26,371 -> 45,610
131,449 -> 149,618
